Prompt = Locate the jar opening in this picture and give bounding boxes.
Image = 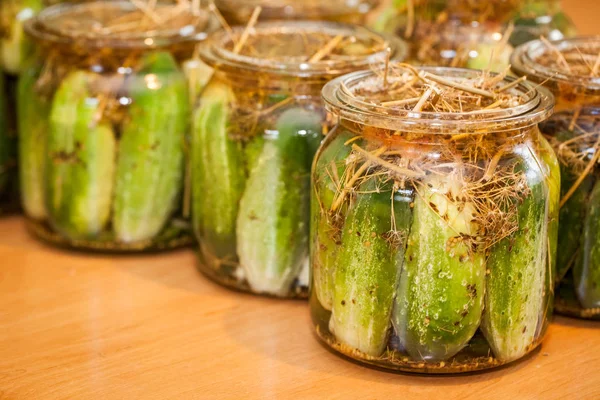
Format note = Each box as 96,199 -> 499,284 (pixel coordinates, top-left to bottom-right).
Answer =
511,36 -> 600,91
200,21 -> 406,78
323,64 -> 554,133
25,1 -> 217,49
215,0 -> 379,20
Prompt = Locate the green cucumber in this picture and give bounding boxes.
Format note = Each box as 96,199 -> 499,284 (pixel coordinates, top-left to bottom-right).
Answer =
552,128 -> 595,281
17,64 -> 51,219
482,148 -> 548,362
237,107 -> 321,296
113,52 -> 188,243
46,70 -> 116,239
557,172 -> 594,279
330,176 -> 412,357
310,129 -> 355,310
182,58 -> 213,106
1,0 -> 42,75
573,180 -> 600,309
0,74 -> 8,194
393,172 -> 485,362
466,42 -> 513,73
191,80 -> 245,261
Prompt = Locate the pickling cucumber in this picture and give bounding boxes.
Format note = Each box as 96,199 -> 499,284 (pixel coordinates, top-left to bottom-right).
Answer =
466,42 -> 513,73
1,0 -> 42,75
557,172 -> 594,279
573,180 -> 600,309
552,128 -> 594,280
393,172 -> 485,362
237,107 -> 321,296
310,129 -> 356,310
113,52 -> 188,243
330,176 -> 412,357
182,58 -> 213,106
46,70 -> 116,239
482,149 -> 548,362
191,80 -> 245,261
17,65 -> 50,220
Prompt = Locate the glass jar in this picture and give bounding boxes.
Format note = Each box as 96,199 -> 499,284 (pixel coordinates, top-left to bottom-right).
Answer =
20,1 -> 218,252
214,0 -> 379,26
311,64 -> 557,373
193,21 -> 405,298
1,0 -> 43,75
512,37 -> 600,320
1,0 -> 43,214
373,0 -> 514,72
510,0 -> 576,47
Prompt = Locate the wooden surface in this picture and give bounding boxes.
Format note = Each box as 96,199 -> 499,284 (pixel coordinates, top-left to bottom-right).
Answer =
0,216 -> 599,399
3,3 -> 600,399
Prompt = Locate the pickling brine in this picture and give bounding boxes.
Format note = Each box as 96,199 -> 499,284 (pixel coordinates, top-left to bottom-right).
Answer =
192,21 -> 405,298
311,64 -> 557,373
512,37 -> 600,319
19,1 -> 218,251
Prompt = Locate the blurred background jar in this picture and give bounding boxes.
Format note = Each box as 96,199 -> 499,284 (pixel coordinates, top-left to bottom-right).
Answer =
0,0 -> 43,214
510,0 -> 576,47
192,20 -> 405,298
20,0 -> 218,252
312,64 -> 557,373
214,0 -> 380,26
512,36 -> 600,320
372,0 -> 516,71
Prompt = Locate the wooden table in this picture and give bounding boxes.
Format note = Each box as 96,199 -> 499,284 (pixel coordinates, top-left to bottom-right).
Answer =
3,2 -> 600,398
0,215 -> 599,399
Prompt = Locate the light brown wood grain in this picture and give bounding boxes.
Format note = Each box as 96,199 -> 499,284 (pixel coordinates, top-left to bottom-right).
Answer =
0,215 -> 599,400
1,3 -> 600,398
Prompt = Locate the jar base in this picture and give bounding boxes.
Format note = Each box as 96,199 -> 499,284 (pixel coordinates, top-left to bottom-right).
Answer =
314,325 -> 542,375
555,296 -> 600,320
195,251 -> 309,300
25,218 -> 193,253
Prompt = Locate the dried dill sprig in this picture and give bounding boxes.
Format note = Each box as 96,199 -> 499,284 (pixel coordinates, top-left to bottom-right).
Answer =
330,64 -> 534,251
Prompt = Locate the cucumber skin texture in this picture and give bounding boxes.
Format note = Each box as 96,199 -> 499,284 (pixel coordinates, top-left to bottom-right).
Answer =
330,178 -> 411,357
237,107 -> 321,296
191,81 -> 245,261
310,129 -> 355,311
18,65 -> 50,220
573,180 -> 600,309
393,174 -> 485,362
482,149 -> 548,362
0,74 -> 8,194
46,71 -> 116,239
1,0 -> 42,75
550,127 -> 595,281
557,172 -> 594,279
113,52 -> 188,243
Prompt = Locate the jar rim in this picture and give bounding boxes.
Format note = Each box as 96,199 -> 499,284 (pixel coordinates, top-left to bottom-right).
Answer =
322,66 -> 555,133
199,20 -> 407,78
511,36 -> 600,91
25,1 -> 217,50
214,0 -> 379,19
